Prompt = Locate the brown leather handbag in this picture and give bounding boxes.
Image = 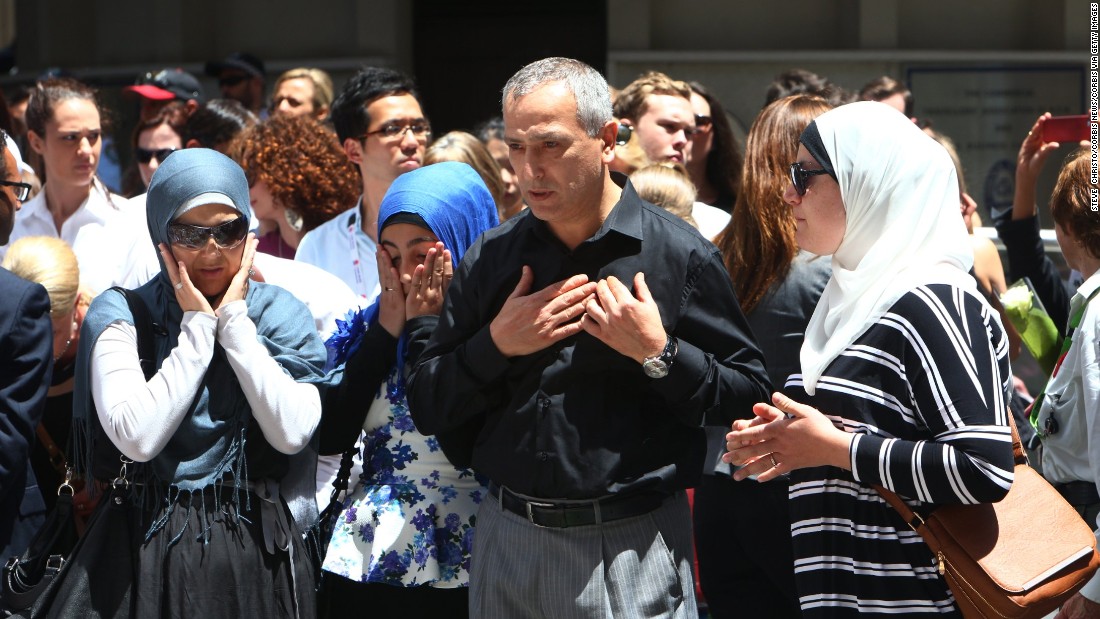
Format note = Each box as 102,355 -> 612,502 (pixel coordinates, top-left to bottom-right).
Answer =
874,417 -> 1100,618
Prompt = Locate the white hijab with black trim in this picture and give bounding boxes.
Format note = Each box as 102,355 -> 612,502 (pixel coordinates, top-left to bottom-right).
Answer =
799,102 -> 977,395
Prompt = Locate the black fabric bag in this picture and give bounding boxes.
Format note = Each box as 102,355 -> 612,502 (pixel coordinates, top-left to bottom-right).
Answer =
8,481 -> 137,619
1,486 -> 79,612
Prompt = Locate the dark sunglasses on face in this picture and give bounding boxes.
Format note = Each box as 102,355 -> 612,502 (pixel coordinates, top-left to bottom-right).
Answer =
694,114 -> 712,128
167,217 -> 249,250
0,180 -> 32,202
789,162 -> 831,196
219,74 -> 250,88
136,147 -> 176,165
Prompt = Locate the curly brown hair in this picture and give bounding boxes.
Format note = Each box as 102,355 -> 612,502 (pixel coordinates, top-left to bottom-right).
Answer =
230,114 -> 359,232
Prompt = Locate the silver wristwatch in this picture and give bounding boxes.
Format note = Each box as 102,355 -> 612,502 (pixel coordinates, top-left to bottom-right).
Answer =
642,335 -> 678,379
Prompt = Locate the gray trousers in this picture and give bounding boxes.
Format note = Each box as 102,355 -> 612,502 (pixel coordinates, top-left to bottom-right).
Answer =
470,489 -> 697,619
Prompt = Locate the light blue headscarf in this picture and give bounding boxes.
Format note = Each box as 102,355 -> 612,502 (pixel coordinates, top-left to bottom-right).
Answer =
73,149 -> 326,537
326,161 -> 499,375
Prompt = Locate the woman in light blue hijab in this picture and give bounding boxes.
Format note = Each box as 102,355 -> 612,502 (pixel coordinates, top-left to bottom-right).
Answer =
73,148 -> 325,618
318,162 -> 497,617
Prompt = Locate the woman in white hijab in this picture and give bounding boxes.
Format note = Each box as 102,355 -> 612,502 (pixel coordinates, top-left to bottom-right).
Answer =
723,102 -> 1015,617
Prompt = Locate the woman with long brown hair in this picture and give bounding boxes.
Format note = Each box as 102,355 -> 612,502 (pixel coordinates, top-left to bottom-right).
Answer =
697,94 -> 833,619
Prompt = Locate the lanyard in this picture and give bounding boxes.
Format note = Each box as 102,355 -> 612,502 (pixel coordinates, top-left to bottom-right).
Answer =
346,202 -> 374,300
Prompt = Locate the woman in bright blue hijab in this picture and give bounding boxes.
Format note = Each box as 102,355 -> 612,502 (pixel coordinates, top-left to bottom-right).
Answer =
319,161 -> 498,617
73,148 -> 326,618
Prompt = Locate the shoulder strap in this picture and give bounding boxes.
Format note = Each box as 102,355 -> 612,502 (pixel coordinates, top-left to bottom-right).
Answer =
108,286 -> 159,381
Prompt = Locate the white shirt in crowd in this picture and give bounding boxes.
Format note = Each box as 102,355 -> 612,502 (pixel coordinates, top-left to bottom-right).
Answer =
1,184 -> 146,294
295,199 -> 381,302
692,201 -> 731,242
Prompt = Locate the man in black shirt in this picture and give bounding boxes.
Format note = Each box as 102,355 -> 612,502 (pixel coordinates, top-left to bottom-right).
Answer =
406,57 -> 769,617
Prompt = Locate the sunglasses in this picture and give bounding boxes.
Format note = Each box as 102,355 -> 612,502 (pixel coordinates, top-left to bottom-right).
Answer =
789,162 -> 831,196
136,147 -> 176,165
167,217 -> 249,250
0,180 -> 32,202
616,123 -> 633,146
694,114 -> 712,128
219,74 -> 250,88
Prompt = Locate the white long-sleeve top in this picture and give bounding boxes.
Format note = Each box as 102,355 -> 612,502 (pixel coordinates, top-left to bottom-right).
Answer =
91,300 -> 322,464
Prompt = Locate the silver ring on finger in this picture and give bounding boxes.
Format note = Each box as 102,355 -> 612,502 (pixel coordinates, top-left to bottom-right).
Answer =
175,282 -> 184,290
769,454 -> 778,468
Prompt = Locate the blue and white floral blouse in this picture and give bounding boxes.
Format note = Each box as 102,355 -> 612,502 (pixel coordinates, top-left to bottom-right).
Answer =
322,369 -> 487,588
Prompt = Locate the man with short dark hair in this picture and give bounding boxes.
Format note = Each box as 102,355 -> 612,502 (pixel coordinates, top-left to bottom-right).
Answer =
407,57 -> 769,618
295,66 -> 429,301
205,52 -> 266,117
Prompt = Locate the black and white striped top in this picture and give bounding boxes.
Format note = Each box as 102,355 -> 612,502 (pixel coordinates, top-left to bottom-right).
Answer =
784,284 -> 1015,617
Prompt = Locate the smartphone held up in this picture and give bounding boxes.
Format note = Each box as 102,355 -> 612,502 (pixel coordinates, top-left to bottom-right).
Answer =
1041,115 -> 1090,143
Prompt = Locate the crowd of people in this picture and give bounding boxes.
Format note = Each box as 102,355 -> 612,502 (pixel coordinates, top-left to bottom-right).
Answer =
0,51 -> 1096,619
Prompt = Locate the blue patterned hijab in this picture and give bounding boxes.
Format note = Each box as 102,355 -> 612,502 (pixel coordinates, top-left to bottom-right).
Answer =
73,149 -> 326,504
326,161 -> 499,372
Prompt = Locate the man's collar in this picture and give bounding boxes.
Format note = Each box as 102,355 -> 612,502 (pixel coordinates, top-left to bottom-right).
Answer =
526,172 -> 645,248
600,172 -> 643,242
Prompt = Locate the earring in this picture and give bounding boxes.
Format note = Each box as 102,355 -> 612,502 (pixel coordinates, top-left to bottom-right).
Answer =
284,208 -> 304,232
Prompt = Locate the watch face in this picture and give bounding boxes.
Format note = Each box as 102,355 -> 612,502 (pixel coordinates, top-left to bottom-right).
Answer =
643,358 -> 669,379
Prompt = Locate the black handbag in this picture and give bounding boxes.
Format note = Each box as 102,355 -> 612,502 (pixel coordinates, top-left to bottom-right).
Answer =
1,471 -> 79,613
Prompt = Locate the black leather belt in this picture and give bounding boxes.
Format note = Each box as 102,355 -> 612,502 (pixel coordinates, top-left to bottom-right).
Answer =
489,483 -> 667,528
1054,480 -> 1100,506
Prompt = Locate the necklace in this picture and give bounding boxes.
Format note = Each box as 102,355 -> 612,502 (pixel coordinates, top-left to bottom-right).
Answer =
54,337 -> 72,362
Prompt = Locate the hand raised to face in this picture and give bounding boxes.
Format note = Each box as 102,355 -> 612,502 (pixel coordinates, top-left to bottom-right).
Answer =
406,242 -> 452,320
376,246 -> 406,338
215,233 -> 258,311
159,242 -> 215,316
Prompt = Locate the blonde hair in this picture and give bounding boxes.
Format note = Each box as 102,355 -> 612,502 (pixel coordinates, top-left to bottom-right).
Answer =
424,131 -> 507,214
1,236 -> 81,316
273,68 -> 335,112
630,163 -> 698,229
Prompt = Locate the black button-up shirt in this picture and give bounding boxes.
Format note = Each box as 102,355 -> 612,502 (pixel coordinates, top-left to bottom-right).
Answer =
407,178 -> 770,499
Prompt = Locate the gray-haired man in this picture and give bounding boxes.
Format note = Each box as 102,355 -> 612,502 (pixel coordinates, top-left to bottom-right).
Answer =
408,57 -> 769,617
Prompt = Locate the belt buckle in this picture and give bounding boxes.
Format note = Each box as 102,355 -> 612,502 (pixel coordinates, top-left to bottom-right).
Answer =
525,500 -> 556,528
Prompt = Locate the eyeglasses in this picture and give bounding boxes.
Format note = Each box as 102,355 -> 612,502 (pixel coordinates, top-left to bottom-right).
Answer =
167,217 -> 249,250
357,122 -> 432,142
219,74 -> 250,88
789,162 -> 831,196
694,114 -> 712,129
135,147 -> 176,165
0,180 -> 32,202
